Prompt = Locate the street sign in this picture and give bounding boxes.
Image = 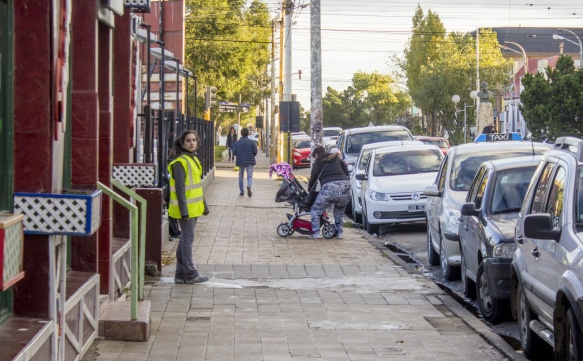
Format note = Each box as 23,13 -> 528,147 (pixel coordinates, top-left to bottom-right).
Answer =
219,102 -> 251,113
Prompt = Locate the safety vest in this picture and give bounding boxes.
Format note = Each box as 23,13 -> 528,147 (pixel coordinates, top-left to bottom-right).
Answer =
168,155 -> 204,219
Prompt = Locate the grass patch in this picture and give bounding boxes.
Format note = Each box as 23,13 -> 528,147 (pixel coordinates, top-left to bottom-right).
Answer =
215,146 -> 226,162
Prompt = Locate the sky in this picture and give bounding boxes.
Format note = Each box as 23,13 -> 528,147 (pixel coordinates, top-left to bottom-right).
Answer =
259,0 -> 583,107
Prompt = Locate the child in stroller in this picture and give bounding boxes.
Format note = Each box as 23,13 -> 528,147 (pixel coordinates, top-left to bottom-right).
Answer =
271,162 -> 337,238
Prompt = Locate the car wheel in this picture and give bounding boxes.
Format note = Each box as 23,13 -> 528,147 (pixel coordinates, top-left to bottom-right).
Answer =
351,203 -> 362,224
345,199 -> 352,216
517,281 -> 545,358
461,252 -> 475,299
565,307 -> 583,361
362,205 -> 378,235
426,221 -> 439,266
440,237 -> 460,281
477,262 -> 506,323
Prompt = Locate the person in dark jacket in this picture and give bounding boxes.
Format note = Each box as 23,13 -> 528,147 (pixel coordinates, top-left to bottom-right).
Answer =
226,126 -> 237,162
232,128 -> 257,197
308,146 -> 351,239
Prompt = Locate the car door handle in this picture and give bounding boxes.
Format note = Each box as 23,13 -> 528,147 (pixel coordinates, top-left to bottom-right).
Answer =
516,236 -> 523,244
531,248 -> 539,258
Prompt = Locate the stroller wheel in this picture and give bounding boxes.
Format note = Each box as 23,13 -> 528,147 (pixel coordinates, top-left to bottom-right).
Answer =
322,224 -> 336,239
277,223 -> 292,237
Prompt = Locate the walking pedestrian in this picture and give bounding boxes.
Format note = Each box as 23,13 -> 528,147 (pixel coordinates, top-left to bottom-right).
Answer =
226,126 -> 237,162
232,127 -> 257,197
167,130 -> 209,284
308,146 -> 351,239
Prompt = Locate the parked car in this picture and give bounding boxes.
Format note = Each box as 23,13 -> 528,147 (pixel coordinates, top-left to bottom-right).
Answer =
323,127 -> 343,143
424,140 -> 552,280
511,136 -> 583,360
335,125 -> 414,168
458,155 -> 542,323
292,137 -> 311,169
414,136 -> 451,154
355,144 -> 443,234
350,140 -> 424,224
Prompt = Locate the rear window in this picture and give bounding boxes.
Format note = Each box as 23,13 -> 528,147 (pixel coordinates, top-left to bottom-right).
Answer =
451,151 -> 544,192
323,129 -> 341,137
372,149 -> 443,177
346,130 -> 413,154
420,139 -> 448,148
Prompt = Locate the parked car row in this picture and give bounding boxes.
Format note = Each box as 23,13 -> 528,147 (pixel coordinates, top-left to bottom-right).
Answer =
331,125 -> 583,359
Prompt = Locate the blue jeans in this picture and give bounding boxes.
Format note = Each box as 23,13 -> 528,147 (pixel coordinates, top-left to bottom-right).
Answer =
238,164 -> 254,193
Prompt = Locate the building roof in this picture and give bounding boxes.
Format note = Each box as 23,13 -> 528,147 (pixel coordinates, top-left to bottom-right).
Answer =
471,27 -> 583,56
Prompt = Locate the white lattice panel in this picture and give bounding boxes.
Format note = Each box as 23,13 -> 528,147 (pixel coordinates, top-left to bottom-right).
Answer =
112,164 -> 156,188
14,190 -> 102,236
0,214 -> 25,290
124,0 -> 150,12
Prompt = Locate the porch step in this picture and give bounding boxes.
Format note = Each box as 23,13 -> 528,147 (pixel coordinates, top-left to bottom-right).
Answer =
98,300 -> 151,342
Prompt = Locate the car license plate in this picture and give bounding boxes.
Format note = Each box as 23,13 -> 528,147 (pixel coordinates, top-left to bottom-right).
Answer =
408,204 -> 425,212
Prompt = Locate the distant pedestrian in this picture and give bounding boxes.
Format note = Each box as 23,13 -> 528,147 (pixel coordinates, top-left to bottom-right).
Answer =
232,128 -> 257,197
226,126 -> 237,162
308,146 -> 351,239
482,123 -> 496,134
167,130 -> 209,284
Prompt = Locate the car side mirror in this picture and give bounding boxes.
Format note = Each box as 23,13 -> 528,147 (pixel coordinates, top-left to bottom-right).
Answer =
423,184 -> 442,197
347,164 -> 354,173
355,173 -> 367,181
524,213 -> 561,242
461,202 -> 479,217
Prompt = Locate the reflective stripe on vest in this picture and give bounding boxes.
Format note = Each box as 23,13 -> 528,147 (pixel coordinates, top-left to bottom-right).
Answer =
168,154 -> 204,218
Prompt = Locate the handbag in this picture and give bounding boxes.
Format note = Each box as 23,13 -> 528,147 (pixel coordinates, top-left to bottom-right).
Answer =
305,163 -> 327,207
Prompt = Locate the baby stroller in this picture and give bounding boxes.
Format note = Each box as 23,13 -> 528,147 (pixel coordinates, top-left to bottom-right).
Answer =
272,163 -> 337,238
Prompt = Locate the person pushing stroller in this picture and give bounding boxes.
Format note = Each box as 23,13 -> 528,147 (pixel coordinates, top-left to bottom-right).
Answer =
308,146 -> 351,239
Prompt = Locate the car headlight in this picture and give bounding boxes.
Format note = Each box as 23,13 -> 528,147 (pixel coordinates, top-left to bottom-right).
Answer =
493,242 -> 516,258
445,208 -> 461,229
293,151 -> 301,157
370,190 -> 389,201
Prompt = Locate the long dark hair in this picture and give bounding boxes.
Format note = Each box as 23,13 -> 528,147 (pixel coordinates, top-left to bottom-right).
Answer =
311,145 -> 328,161
170,130 -> 199,158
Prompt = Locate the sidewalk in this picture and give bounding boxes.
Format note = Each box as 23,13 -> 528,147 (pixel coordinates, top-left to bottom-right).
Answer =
83,153 -> 523,361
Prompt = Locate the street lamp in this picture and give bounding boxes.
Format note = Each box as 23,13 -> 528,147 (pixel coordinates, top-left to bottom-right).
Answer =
452,90 -> 479,143
553,28 -> 583,68
503,41 -> 528,74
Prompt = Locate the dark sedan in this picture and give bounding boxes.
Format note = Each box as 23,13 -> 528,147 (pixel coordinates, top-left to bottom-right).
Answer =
458,155 -> 542,323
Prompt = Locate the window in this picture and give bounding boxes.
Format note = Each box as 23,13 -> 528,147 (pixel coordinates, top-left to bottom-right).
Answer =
531,162 -> 556,214
546,166 -> 565,229
372,149 -> 442,177
490,166 -> 537,214
474,172 -> 489,210
467,166 -> 487,203
437,155 -> 449,191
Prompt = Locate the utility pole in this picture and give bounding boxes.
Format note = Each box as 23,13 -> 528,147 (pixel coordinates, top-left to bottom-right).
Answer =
475,27 -> 481,136
310,0 -> 323,149
278,2 -> 285,163
270,20 -> 278,164
284,0 -> 293,101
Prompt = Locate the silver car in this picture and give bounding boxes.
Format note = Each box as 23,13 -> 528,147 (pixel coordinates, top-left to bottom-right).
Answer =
424,141 -> 551,280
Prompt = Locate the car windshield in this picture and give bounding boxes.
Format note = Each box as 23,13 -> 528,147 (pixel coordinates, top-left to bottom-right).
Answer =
294,139 -> 311,149
372,149 -> 442,177
420,139 -> 448,148
451,151 -> 544,192
346,130 -> 413,154
490,166 -> 537,214
323,129 -> 341,137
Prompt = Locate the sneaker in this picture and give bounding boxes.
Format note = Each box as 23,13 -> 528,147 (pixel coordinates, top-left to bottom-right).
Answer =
174,278 -> 185,284
239,192 -> 244,196
337,232 -> 344,239
185,275 -> 209,284
309,233 -> 322,239
247,186 -> 252,197
170,236 -> 179,242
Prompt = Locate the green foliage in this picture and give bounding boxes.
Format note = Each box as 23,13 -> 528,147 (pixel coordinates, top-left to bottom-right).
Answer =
397,6 -> 512,144
185,0 -> 271,131
321,71 -> 411,129
215,145 -> 227,161
520,55 -> 583,141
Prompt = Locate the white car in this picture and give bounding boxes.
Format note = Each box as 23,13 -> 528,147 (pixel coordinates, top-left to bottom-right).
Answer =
350,140 -> 424,224
323,127 -> 343,143
424,141 -> 552,281
355,144 -> 444,235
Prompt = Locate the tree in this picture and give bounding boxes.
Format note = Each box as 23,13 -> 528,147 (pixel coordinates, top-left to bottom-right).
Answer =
184,0 -> 271,133
520,55 -> 583,141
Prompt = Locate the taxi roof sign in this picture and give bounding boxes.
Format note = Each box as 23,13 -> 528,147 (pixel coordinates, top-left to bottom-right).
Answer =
474,132 -> 524,143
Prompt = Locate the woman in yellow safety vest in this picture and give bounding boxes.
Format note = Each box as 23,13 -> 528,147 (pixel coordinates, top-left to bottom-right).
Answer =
168,130 -> 208,284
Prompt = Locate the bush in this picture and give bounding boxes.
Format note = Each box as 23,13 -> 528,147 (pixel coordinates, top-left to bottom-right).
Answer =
215,146 -> 226,161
